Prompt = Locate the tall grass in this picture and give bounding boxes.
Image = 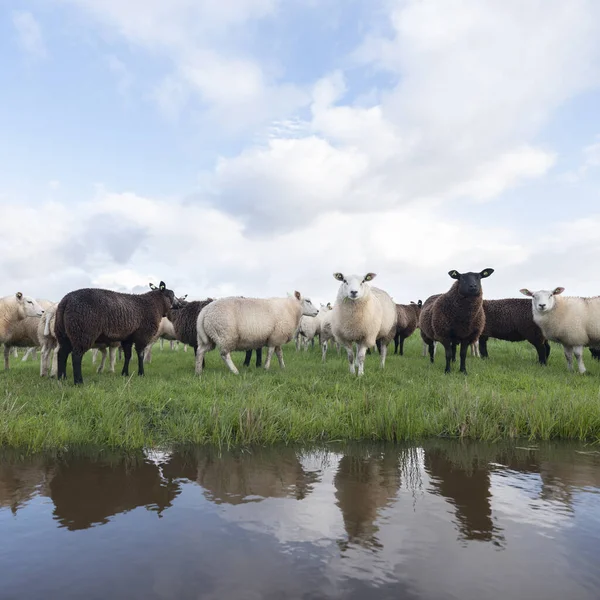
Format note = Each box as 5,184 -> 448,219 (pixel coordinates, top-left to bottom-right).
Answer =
1,337 -> 600,450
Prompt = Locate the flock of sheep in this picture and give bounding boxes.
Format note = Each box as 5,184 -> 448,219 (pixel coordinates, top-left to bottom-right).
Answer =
1,269 -> 600,385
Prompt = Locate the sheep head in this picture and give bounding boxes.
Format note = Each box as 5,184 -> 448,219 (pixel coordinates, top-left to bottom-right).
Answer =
15,292 -> 44,318
448,269 -> 494,298
333,272 -> 376,301
520,287 -> 564,314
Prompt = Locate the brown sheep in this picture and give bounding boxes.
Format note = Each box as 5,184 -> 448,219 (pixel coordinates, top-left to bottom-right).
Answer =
394,300 -> 422,355
419,269 -> 494,374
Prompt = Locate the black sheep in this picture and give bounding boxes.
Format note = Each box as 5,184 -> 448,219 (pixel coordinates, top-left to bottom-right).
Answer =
478,298 -> 550,364
419,269 -> 494,374
55,281 -> 180,384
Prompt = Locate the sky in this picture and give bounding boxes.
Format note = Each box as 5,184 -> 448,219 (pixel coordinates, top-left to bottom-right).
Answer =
2,0 -> 600,305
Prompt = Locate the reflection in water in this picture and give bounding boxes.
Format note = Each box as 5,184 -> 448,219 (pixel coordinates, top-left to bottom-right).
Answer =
47,455 -> 180,530
334,447 -> 401,550
163,446 -> 320,504
0,442 -> 599,600
423,447 -> 502,545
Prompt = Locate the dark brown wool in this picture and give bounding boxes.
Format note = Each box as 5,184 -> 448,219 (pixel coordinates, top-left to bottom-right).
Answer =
394,300 -> 422,355
419,269 -> 493,374
55,282 -> 179,384
478,298 -> 550,365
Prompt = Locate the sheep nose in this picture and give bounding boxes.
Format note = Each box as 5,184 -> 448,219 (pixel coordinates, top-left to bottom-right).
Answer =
539,303 -> 546,310
350,290 -> 358,298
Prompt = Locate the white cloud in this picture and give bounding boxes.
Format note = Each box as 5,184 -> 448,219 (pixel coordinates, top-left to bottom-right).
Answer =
12,11 -> 47,60
561,136 -> 600,182
106,55 -> 133,98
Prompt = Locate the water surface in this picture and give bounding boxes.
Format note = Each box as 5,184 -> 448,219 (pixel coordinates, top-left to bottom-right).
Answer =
1,441 -> 599,600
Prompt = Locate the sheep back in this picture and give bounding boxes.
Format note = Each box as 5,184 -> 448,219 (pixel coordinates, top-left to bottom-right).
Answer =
198,296 -> 303,352
481,298 -> 546,344
535,296 -> 600,347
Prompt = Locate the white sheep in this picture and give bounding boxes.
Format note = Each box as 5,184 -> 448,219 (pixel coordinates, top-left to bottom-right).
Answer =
331,273 -> 397,376
144,316 -> 177,363
521,287 -> 600,373
195,292 -> 318,375
1,293 -> 45,370
296,315 -> 320,351
18,299 -> 55,362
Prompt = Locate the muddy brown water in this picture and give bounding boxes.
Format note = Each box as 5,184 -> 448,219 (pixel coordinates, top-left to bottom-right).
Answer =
0,441 -> 599,600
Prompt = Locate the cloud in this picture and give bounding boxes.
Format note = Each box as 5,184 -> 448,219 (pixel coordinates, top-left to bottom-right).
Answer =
106,55 -> 133,99
2,188 -> 600,306
561,136 -> 600,182
12,11 -> 47,60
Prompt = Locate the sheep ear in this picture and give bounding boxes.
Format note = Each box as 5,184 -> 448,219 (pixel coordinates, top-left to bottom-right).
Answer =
333,273 -> 344,281
480,268 -> 494,278
364,273 -> 376,282
327,302 -> 332,309
553,287 -> 565,295
294,291 -> 301,300
149,283 -> 157,290
418,300 -> 423,307
16,292 -> 23,300
520,289 -> 533,297
448,270 -> 460,280
183,294 -> 188,300
159,281 -> 166,291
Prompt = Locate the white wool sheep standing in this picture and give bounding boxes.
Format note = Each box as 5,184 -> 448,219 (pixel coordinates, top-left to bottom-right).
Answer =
331,273 -> 397,376
19,299 -> 55,362
521,287 -> 600,373
195,292 -> 318,375
1,294 -> 45,370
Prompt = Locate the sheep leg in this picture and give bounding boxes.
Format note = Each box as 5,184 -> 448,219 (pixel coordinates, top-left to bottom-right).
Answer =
427,342 -> 435,363
256,347 -> 262,368
118,346 -> 123,361
479,337 -> 489,359
295,333 -> 301,351
399,336 -> 405,356
160,338 -> 164,350
109,347 -> 117,372
195,344 -> 209,375
121,343 -> 133,376
135,343 -> 146,376
545,342 -> 551,361
443,343 -> 453,373
12,347 -> 18,358
4,345 -> 10,370
243,350 -> 252,367
50,347 -> 58,378
57,341 -> 71,380
422,342 -> 428,357
22,347 -> 35,362
534,342 -> 547,365
394,333 -> 399,355
264,347 -> 275,370
459,341 -> 469,374
451,342 -> 457,362
97,348 -> 107,373
356,345 -> 368,376
184,344 -> 188,352
91,348 -> 98,364
321,340 -> 328,362
72,348 -> 85,385
275,346 -> 285,369
574,346 -> 586,374
563,345 -> 574,372
344,345 -> 356,375
144,344 -> 153,364
220,350 -> 239,375
40,344 -> 49,377
379,341 -> 388,369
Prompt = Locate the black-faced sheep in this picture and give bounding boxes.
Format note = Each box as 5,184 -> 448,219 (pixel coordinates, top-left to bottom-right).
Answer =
195,292 -> 318,375
331,273 -> 397,376
477,298 -> 550,364
419,269 -> 494,374
55,281 -> 180,384
394,300 -> 422,355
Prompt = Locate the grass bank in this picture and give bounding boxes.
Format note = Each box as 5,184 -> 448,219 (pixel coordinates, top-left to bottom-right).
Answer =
1,337 -> 600,450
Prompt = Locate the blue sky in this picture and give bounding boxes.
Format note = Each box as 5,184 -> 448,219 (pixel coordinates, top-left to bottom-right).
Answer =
2,0 -> 600,304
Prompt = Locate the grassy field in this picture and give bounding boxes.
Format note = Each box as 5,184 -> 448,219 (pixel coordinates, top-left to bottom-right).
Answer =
1,336 -> 600,450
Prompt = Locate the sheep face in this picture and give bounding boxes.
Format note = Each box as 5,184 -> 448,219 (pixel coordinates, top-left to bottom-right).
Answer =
333,272 -> 376,301
448,269 -> 494,297
149,281 -> 181,312
16,292 -> 44,318
298,293 -> 318,317
520,287 -> 565,314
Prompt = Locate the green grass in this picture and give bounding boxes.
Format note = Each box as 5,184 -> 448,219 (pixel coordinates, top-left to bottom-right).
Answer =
1,337 -> 600,450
